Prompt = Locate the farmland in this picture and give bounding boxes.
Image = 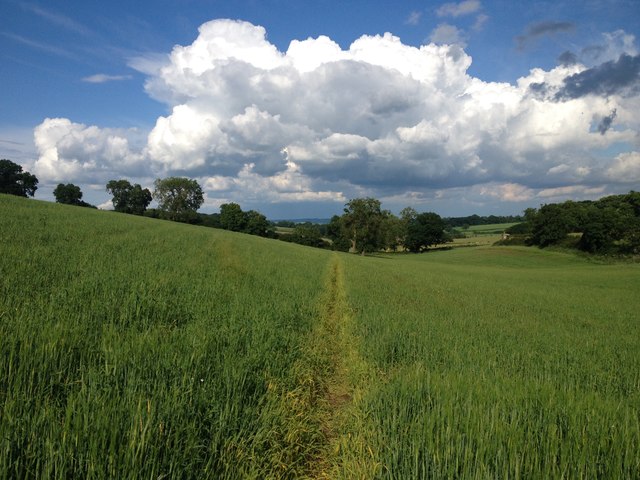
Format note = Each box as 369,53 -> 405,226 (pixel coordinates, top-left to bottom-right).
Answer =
1,194 -> 639,478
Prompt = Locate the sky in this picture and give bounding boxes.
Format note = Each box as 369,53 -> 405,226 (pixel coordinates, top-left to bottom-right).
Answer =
1,0 -> 639,219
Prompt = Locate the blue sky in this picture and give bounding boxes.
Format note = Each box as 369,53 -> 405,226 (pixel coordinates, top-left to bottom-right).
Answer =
1,0 -> 639,218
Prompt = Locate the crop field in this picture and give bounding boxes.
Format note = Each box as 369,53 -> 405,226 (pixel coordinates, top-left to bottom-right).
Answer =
338,249 -> 640,478
1,194 -> 639,478
452,222 -> 518,238
0,195 -> 333,479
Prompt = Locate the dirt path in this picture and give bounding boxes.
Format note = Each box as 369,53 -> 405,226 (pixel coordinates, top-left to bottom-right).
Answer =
274,255 -> 377,478
307,255 -> 381,479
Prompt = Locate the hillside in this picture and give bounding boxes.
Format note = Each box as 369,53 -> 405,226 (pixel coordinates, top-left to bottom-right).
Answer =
1,195 -> 639,478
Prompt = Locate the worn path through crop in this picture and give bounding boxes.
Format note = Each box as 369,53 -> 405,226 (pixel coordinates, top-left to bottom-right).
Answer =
305,254 -> 379,479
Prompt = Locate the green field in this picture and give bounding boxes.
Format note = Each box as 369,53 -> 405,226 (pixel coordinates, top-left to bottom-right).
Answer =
1,194 -> 639,478
453,222 -> 518,237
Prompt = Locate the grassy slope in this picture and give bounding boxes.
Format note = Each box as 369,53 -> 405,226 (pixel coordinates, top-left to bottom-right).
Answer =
2,195 -> 639,478
0,195 -> 334,479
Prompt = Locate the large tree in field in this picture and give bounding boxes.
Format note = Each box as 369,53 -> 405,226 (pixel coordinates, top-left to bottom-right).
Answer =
106,179 -> 152,215
404,211 -> 449,252
0,159 -> 38,197
53,183 -> 83,205
153,177 -> 203,222
343,197 -> 385,255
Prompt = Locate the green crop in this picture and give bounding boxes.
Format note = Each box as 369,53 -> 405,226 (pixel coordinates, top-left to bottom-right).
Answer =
338,248 -> 640,478
0,195 -> 332,479
2,194 -> 639,478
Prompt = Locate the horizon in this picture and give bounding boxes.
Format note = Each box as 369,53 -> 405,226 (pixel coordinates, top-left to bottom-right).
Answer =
1,0 -> 639,218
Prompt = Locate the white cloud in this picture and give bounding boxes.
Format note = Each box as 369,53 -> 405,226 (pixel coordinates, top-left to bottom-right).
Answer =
582,30 -> 638,65
473,14 -> 489,31
202,158 -> 346,204
429,23 -> 467,47
33,20 -> 640,213
479,183 -> 535,202
606,151 -> 640,182
436,0 -> 481,17
97,200 -> 114,210
405,11 -> 422,26
82,74 -> 132,83
537,185 -> 606,199
33,118 -> 146,183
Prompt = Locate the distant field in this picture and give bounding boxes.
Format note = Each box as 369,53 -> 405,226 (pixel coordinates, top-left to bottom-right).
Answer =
274,225 -> 295,234
1,195 -> 639,478
454,222 -> 519,237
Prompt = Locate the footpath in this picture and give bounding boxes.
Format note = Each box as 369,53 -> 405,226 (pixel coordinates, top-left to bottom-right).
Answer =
306,255 -> 378,479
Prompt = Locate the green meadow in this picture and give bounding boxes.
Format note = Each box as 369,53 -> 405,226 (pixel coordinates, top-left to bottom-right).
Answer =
1,194 -> 639,478
464,223 -> 519,235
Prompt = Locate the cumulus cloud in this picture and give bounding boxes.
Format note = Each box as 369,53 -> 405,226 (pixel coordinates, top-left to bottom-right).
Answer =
555,54 -> 640,99
606,151 -> 640,182
597,109 -> 617,135
33,118 -> 146,183
582,30 -> 638,64
203,157 -> 346,204
479,183 -> 535,202
33,19 -> 640,213
429,24 -> 467,47
558,51 -> 578,66
529,50 -> 640,104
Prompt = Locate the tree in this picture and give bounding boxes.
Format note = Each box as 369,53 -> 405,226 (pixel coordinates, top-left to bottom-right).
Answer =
399,207 -> 418,247
326,215 -> 351,252
529,202 -> 582,247
290,223 -> 327,248
198,212 -> 221,228
380,211 -> 404,251
244,210 -> 270,237
404,212 -> 448,252
106,179 -> 152,215
578,206 -> 621,253
219,203 -> 247,232
343,197 -> 385,255
53,183 -> 83,205
0,159 -> 38,197
153,177 -> 204,222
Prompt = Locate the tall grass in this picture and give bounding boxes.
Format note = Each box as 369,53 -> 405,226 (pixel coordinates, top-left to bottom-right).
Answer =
0,195 -> 332,478
3,195 -> 639,478
340,247 -> 640,478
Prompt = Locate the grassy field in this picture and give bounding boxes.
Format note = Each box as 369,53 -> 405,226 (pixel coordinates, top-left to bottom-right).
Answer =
453,222 -> 518,237
338,248 -> 640,478
1,194 -> 639,478
0,195 -> 334,478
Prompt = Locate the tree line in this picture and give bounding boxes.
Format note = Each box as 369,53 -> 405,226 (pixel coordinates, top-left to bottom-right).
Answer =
446,214 -> 523,228
68,174 -> 450,253
23,156 -> 639,256
1,159 -> 450,254
507,191 -> 640,254
280,198 -> 450,255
